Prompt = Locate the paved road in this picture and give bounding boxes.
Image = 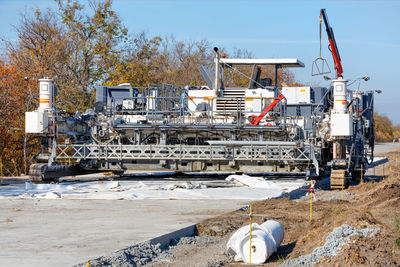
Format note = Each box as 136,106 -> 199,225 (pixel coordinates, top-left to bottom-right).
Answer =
373,142 -> 400,154
366,143 -> 400,176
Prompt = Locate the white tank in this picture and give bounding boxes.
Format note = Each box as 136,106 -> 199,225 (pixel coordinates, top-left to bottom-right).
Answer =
38,78 -> 54,111
332,77 -> 347,114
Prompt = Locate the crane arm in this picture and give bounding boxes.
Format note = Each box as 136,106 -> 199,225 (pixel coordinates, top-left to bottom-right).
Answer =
321,8 -> 343,78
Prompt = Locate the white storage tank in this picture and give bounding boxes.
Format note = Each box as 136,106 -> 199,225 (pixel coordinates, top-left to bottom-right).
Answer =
38,78 -> 54,111
332,78 -> 347,114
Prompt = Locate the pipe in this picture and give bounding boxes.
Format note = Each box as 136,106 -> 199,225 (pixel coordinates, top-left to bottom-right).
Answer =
214,47 -> 220,90
206,140 -> 298,146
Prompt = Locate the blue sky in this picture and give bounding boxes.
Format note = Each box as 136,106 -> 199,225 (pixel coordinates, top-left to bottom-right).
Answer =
1,0 -> 400,124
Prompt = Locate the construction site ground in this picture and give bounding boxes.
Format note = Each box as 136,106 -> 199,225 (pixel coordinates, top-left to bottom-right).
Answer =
0,196 -> 250,267
147,144 -> 400,267
0,143 -> 399,267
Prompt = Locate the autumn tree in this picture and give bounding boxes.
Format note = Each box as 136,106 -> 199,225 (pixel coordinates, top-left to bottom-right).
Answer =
105,34 -> 214,87
374,112 -> 395,142
6,0 -> 127,112
55,0 -> 128,110
6,9 -> 68,88
105,32 -> 163,86
106,34 -> 302,89
159,38 -> 213,86
0,62 -> 37,176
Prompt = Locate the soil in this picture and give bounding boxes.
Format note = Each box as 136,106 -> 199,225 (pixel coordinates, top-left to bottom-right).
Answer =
148,150 -> 400,267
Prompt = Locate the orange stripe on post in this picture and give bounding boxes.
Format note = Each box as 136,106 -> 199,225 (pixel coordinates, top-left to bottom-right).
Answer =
40,99 -> 50,103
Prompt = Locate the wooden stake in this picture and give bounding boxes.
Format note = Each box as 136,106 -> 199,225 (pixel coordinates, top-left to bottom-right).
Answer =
361,164 -> 363,184
341,176 -> 344,200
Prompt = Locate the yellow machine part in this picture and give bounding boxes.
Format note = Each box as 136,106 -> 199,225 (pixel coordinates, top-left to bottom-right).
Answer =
330,169 -> 346,190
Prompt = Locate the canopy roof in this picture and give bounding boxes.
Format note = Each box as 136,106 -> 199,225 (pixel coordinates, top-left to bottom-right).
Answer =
219,58 -> 305,68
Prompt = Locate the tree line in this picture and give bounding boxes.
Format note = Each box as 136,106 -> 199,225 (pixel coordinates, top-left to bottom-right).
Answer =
0,0 -> 299,176
374,113 -> 400,142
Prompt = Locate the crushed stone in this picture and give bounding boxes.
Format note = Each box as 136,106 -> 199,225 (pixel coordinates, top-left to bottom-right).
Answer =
278,224 -> 380,267
76,236 -> 215,267
148,236 -> 216,266
76,241 -> 172,267
173,235 -> 215,246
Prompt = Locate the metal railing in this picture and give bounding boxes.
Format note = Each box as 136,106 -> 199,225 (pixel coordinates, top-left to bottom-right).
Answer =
107,85 -> 286,128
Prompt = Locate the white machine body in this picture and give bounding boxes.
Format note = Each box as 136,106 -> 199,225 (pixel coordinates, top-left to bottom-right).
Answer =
25,111 -> 48,133
25,78 -> 54,134
281,86 -> 311,105
330,77 -> 353,137
244,89 -> 275,113
331,113 -> 353,136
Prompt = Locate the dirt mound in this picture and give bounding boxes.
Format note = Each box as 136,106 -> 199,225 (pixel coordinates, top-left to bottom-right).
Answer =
328,232 -> 400,266
169,176 -> 400,267
370,181 -> 400,200
146,149 -> 400,267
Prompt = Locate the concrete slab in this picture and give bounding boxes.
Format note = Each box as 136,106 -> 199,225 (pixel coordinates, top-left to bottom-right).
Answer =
0,198 -> 248,267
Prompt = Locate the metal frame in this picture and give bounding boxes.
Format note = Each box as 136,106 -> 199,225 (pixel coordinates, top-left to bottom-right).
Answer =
106,86 -> 287,130
56,143 -> 313,162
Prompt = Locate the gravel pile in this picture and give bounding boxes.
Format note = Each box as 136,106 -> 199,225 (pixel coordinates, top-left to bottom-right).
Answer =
148,236 -> 217,266
173,235 -> 215,246
278,224 -> 381,267
77,236 -> 215,267
76,241 -> 172,267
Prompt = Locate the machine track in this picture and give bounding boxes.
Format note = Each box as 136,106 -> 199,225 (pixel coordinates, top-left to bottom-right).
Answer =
28,163 -> 87,183
28,164 -> 50,183
330,169 -> 347,190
